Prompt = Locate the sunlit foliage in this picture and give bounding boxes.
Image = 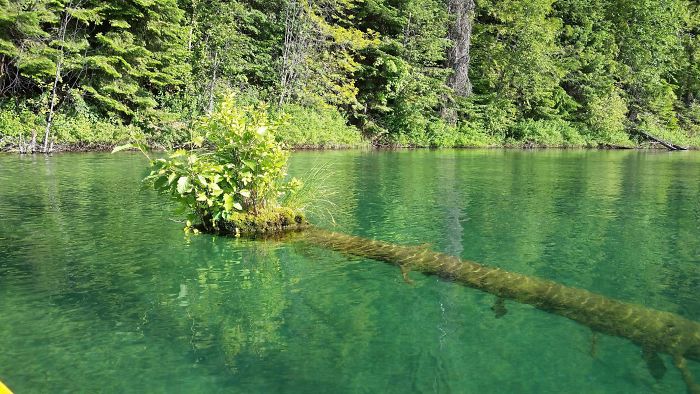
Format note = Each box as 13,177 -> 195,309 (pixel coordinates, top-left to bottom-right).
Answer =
145,95 -> 301,233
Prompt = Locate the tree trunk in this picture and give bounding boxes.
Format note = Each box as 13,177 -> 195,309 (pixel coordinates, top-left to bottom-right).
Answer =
299,227 -> 700,374
30,127 -> 37,153
278,0 -> 308,107
43,3 -> 72,154
279,0 -> 298,106
43,64 -> 61,153
447,0 -> 475,97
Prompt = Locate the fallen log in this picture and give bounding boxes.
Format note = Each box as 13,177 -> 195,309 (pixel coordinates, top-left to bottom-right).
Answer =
639,130 -> 688,151
298,228 -> 700,392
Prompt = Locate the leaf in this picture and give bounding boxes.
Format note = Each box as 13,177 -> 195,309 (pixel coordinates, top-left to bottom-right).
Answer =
223,194 -> 234,212
176,176 -> 190,194
171,149 -> 187,158
153,176 -> 168,190
167,172 -> 178,185
197,174 -> 208,186
239,189 -> 251,198
110,19 -> 131,29
192,135 -> 205,146
111,143 -> 134,153
233,202 -> 243,211
242,159 -> 256,170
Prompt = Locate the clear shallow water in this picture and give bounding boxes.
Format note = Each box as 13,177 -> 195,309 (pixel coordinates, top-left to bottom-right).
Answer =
0,150 -> 699,393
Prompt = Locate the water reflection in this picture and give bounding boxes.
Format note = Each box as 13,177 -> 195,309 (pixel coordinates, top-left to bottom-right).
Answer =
0,151 -> 699,393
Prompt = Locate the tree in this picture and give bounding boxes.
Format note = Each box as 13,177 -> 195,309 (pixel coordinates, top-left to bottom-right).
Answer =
42,0 -> 77,153
278,0 -> 375,108
612,0 -> 686,129
1,0 -> 189,152
471,0 -> 564,120
447,0 -> 476,97
352,0 -> 450,143
185,0 -> 277,112
3,0 -> 700,149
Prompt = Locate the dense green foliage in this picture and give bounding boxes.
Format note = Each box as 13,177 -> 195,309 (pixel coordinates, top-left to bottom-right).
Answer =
2,0 -> 700,150
143,95 -> 303,235
272,104 -> 364,148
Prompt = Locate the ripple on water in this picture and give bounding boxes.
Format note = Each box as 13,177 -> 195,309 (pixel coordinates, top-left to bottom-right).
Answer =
0,151 -> 699,393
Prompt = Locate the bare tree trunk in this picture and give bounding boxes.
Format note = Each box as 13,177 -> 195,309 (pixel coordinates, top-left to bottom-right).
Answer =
19,132 -> 26,154
0,55 -> 6,94
42,2 -> 72,154
27,24 -> 37,152
43,63 -> 62,153
30,126 -> 37,153
279,0 -> 309,107
279,0 -> 298,106
403,12 -> 412,48
447,0 -> 475,97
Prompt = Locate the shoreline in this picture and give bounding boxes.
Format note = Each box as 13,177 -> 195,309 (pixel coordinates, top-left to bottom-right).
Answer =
1,141 -> 697,154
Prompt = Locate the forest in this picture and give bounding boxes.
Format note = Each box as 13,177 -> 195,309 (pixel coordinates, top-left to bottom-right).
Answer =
3,2 -> 700,393
1,0 -> 699,151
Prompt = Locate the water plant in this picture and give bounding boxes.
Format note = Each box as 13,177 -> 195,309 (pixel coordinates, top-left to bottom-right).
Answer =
280,162 -> 339,225
122,94 -> 306,236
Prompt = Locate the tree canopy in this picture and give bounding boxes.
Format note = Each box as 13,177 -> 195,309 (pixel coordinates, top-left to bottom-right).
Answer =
1,0 -> 699,150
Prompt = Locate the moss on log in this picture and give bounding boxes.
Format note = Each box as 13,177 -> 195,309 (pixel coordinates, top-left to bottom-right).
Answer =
204,207 -> 308,237
298,228 -> 700,374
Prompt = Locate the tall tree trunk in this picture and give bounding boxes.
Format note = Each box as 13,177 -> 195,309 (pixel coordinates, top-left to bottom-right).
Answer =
43,63 -> 62,153
279,0 -> 298,106
279,0 -> 308,107
447,0 -> 475,97
43,2 -> 72,154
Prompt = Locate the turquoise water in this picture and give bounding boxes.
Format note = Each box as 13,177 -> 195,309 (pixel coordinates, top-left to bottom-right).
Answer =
1,150 -> 699,393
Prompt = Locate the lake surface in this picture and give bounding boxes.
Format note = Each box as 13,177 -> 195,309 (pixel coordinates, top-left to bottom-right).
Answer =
1,150 -> 699,393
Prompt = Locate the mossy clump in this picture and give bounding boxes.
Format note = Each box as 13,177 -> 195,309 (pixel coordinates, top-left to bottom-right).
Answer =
194,207 -> 308,238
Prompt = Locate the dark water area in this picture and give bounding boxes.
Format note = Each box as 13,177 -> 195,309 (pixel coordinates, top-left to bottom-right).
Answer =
0,150 -> 699,393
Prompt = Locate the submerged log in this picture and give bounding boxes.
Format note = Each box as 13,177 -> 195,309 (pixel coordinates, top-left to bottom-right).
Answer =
298,228 -> 700,378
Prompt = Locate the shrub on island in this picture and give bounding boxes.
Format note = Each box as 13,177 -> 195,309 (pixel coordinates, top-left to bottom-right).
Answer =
141,95 -> 307,236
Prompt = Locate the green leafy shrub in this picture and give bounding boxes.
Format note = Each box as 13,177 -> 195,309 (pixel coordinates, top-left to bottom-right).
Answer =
425,119 -> 459,147
387,109 -> 432,147
678,103 -> 700,148
480,99 -> 518,139
456,97 -> 518,143
455,121 -> 501,147
0,104 -> 38,147
584,91 -> 634,146
273,104 -> 364,148
144,94 -> 304,234
51,113 -> 135,145
1,97 -> 137,150
509,119 -> 587,147
637,112 -> 699,148
132,109 -> 191,149
425,118 -> 497,148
